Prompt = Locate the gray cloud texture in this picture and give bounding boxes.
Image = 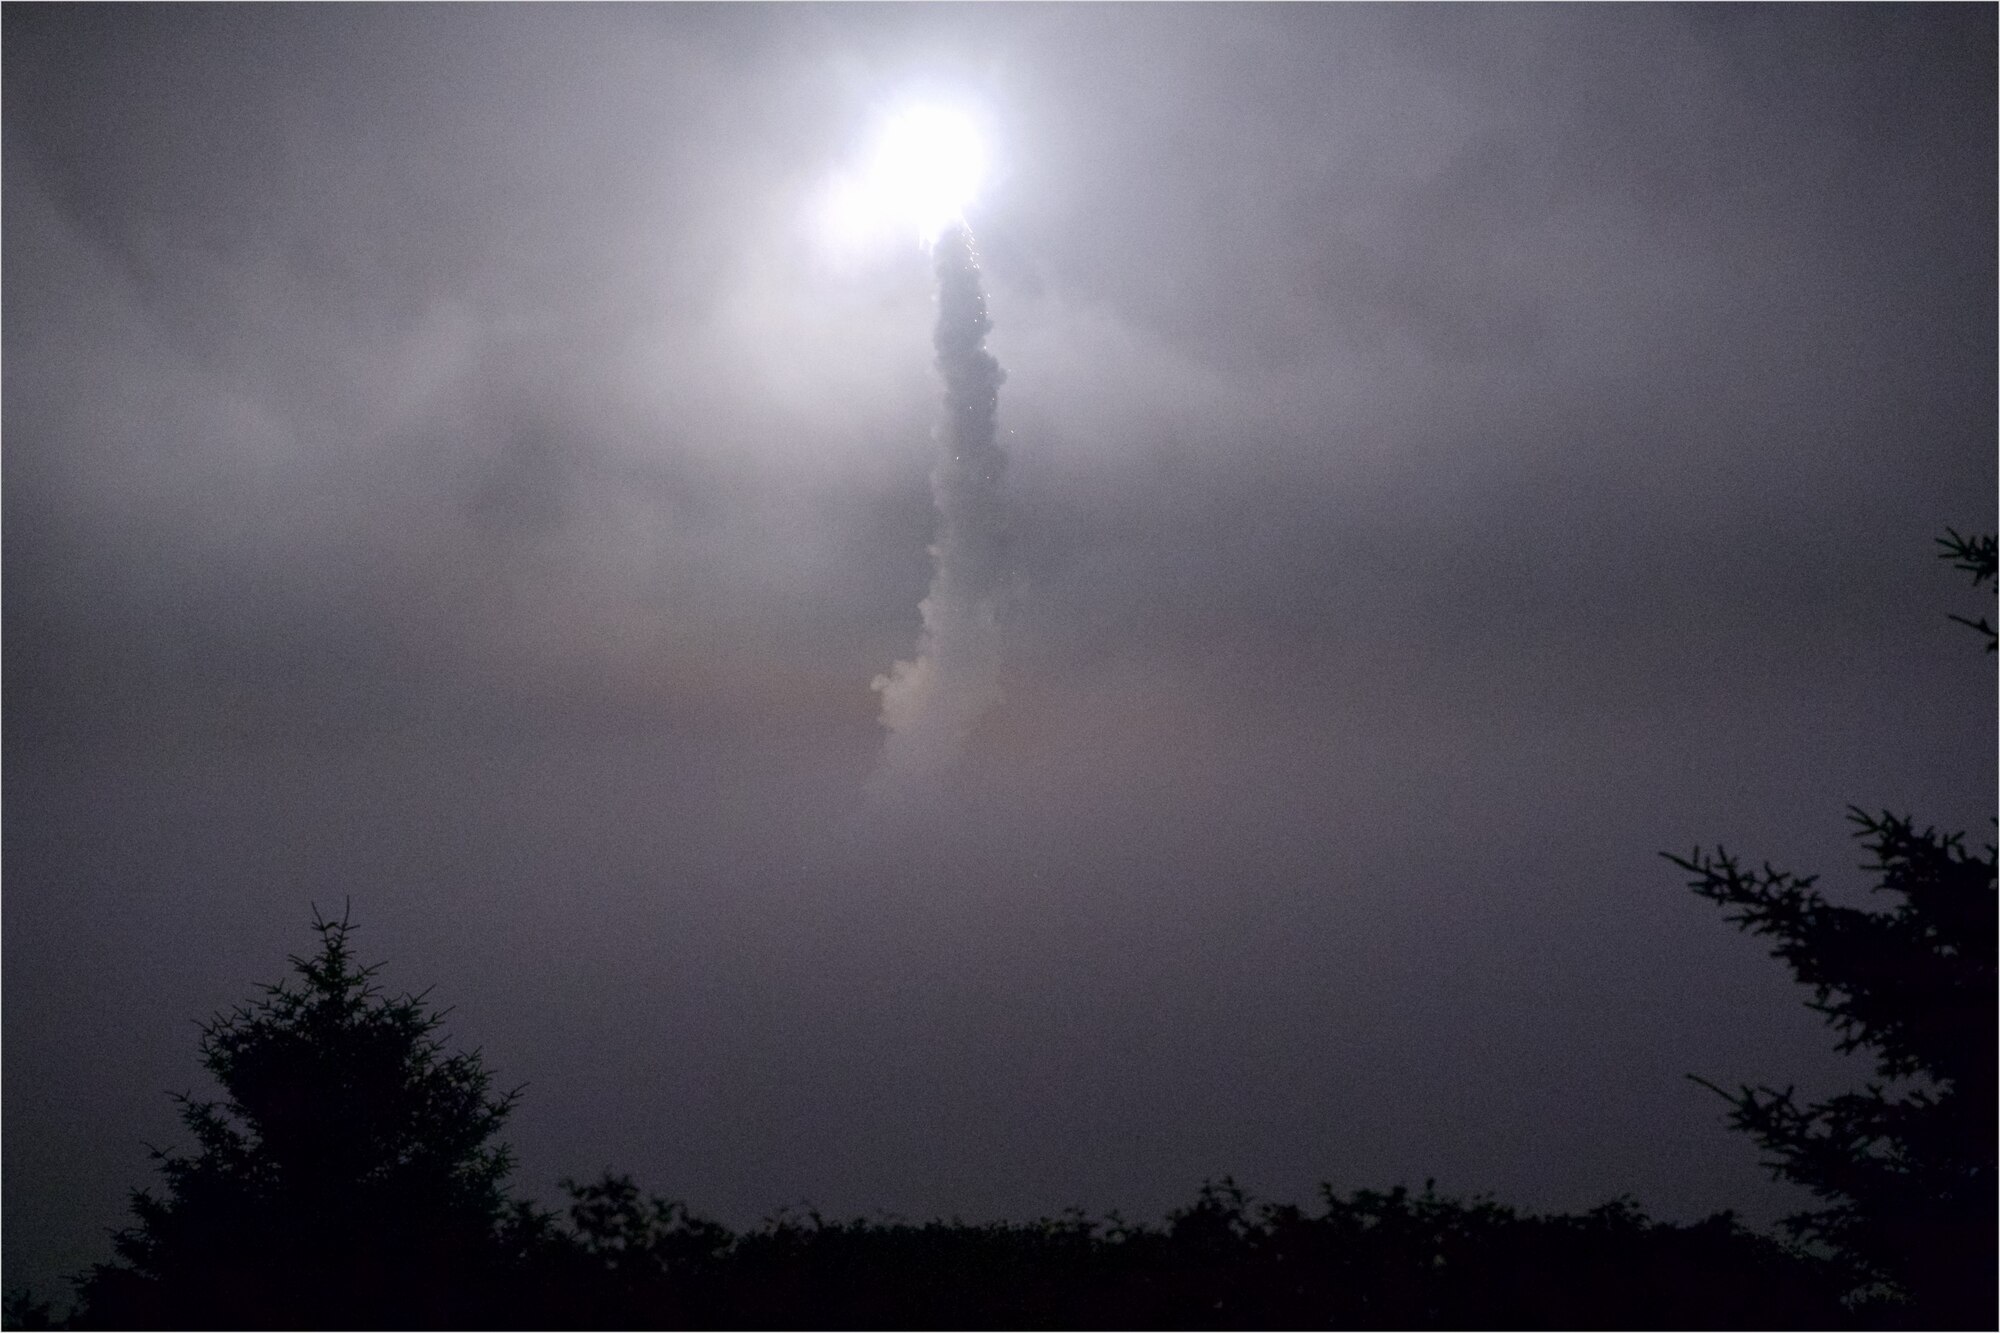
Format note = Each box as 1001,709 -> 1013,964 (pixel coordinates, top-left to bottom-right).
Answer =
4,3 -> 1993,1303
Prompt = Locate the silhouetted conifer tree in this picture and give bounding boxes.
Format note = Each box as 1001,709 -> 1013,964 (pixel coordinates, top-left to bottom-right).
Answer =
1668,532 -> 1997,1325
75,908 -> 533,1329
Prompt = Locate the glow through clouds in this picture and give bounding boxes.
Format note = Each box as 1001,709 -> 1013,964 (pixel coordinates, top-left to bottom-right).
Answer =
824,104 -> 988,248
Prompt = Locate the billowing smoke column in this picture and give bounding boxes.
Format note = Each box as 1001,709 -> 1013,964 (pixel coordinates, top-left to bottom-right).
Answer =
871,223 -> 1008,792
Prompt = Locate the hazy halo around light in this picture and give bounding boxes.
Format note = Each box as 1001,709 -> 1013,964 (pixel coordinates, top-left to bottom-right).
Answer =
819,102 -> 989,254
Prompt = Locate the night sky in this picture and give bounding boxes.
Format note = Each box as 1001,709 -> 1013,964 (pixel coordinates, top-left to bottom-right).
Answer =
5,4 -> 1994,1303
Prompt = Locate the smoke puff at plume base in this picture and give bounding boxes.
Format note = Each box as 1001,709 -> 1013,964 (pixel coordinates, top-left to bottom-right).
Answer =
870,224 -> 1010,798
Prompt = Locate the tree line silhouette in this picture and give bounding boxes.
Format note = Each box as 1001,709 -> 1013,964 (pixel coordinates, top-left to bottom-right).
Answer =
9,534 -> 1993,1330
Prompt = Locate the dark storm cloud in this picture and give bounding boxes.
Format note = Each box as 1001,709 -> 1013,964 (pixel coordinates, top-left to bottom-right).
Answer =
5,3 -> 1992,1304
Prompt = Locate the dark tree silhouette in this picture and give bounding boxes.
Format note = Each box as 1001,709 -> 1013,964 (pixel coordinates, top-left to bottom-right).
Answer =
75,908 -> 535,1329
1667,533 -> 1997,1325
1938,527 -> 1997,652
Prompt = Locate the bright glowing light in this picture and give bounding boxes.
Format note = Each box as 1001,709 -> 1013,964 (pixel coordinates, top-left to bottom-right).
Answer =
819,103 -> 988,250
872,107 -> 985,240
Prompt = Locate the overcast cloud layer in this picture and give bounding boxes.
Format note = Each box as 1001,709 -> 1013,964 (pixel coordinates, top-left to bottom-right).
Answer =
5,4 -> 1994,1301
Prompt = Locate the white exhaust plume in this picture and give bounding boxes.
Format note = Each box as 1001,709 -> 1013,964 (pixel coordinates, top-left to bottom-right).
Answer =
871,223 -> 1009,793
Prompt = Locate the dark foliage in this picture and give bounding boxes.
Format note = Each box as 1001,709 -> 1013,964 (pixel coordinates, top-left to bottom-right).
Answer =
1937,527 -> 1997,651
1,1289 -> 57,1332
73,908 -> 542,1329
1667,533 -> 1998,1326
486,1173 -> 1846,1330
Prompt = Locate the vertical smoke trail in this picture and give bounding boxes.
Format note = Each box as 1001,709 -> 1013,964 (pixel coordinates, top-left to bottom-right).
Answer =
871,223 -> 1008,792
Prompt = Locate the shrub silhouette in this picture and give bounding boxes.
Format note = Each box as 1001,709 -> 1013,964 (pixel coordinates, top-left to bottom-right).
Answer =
509,1174 -> 1843,1329
1668,532 -> 1998,1325
75,908 -> 535,1329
